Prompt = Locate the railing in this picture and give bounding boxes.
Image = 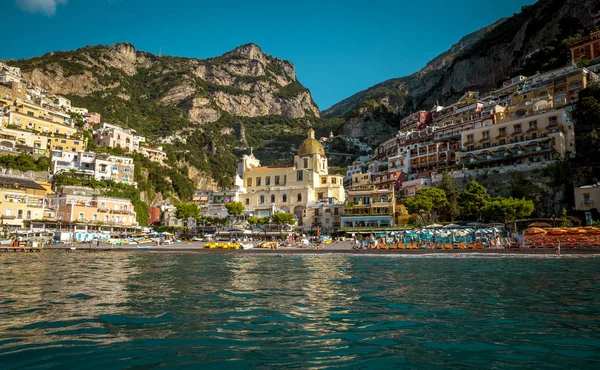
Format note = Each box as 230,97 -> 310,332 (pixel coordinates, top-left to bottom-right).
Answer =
581,200 -> 594,207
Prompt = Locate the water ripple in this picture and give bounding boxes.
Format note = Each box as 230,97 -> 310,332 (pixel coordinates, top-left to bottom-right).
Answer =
0,253 -> 599,369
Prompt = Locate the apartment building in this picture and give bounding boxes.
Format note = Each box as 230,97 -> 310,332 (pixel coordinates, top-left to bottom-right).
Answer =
0,127 -> 48,155
139,146 -> 167,163
401,177 -> 432,198
574,183 -> 600,212
47,186 -> 137,226
4,110 -> 77,137
50,151 -> 136,185
46,135 -> 87,154
305,198 -> 343,233
94,123 -> 145,152
457,109 -> 575,169
0,175 -> 48,229
341,185 -> 395,228
399,110 -> 431,131
570,29 -> 600,62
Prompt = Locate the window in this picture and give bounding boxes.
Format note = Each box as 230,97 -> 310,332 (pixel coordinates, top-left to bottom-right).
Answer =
61,140 -> 67,144
26,210 -> 31,219
104,215 -> 109,222
283,175 -> 287,185
112,166 -> 119,171
482,131 -> 490,139
549,116 -> 558,125
78,212 -> 84,221
467,134 -> 474,142
303,158 -> 309,168
260,195 -> 265,204
529,120 -> 537,129
498,127 -> 506,136
297,193 -> 302,202
17,209 -> 23,219
514,124 -> 522,133
123,176 -> 129,182
334,208 -> 339,216
297,171 -> 303,181
271,195 -> 275,203
256,177 -> 262,186
274,176 -> 280,185
123,168 -> 131,172
247,178 -> 253,187
318,192 -> 324,200
499,139 -> 506,145
265,176 -> 271,186
282,194 -> 287,202
583,193 -> 591,204
93,214 -> 98,221
332,178 -> 336,184
321,177 -> 327,184
245,198 -> 249,205
315,209 -> 320,216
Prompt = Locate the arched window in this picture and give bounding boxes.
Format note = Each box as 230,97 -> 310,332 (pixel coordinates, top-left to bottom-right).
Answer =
303,158 -> 309,168
282,194 -> 287,202
297,193 -> 302,202
271,194 -> 275,203
260,195 -> 265,204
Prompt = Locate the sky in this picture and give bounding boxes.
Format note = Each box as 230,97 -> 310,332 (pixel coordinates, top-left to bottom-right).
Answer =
2,0 -> 536,110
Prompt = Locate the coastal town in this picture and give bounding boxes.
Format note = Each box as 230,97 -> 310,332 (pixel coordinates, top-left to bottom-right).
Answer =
1,27 -> 600,250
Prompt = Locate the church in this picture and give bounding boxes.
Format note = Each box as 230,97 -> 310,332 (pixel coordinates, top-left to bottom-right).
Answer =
237,129 -> 345,226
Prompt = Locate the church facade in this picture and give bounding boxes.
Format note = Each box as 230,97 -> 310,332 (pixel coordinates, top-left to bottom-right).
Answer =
237,129 -> 345,227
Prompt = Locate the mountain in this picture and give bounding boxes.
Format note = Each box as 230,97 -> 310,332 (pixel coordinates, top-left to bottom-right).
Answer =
325,0 -> 600,142
11,42 -> 320,131
7,43 -> 338,190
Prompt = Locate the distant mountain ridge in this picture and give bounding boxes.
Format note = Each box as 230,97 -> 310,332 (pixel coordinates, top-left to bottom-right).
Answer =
9,42 -> 320,131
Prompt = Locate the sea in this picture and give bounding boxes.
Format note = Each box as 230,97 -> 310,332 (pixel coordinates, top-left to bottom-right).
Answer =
0,252 -> 599,369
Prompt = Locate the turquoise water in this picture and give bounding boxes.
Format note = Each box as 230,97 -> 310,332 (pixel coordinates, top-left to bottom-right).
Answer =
1,253 -> 600,369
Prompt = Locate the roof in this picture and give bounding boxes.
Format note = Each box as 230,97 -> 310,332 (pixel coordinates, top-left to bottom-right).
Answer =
0,176 -> 46,191
298,129 -> 325,156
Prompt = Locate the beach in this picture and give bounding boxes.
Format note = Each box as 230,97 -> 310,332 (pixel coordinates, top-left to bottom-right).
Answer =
38,241 -> 600,255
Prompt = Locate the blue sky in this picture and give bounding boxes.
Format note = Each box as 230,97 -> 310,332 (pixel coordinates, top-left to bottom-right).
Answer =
3,0 -> 535,110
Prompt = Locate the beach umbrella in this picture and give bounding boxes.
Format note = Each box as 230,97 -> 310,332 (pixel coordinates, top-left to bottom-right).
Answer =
523,227 -> 547,235
443,224 -> 461,229
528,222 -> 551,228
425,223 -> 444,229
546,228 -> 567,235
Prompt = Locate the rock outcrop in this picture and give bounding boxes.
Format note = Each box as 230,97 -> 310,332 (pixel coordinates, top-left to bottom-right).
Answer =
12,42 -> 320,124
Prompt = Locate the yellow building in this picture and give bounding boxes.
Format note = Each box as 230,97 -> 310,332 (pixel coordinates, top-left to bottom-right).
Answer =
238,129 -> 345,225
0,175 -> 49,229
342,185 -> 396,228
46,135 -> 87,154
457,109 -> 575,168
0,81 -> 25,107
5,111 -> 77,137
0,127 -> 47,155
497,65 -> 598,122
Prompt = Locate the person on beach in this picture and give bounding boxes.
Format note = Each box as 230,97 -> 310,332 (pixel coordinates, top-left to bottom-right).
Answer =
556,240 -> 561,256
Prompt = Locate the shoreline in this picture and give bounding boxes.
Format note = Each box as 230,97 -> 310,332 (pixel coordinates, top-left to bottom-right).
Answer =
37,244 -> 600,255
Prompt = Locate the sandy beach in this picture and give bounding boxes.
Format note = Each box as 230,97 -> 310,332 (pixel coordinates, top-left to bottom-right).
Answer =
41,241 -> 600,255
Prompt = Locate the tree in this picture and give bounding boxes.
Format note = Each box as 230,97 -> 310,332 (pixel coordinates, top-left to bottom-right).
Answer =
175,202 -> 200,233
271,212 -> 296,231
460,180 -> 491,221
481,197 -> 534,224
437,172 -> 461,221
405,187 -> 447,223
225,201 -> 245,216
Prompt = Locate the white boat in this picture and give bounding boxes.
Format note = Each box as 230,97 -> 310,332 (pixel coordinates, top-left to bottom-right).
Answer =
240,243 -> 254,250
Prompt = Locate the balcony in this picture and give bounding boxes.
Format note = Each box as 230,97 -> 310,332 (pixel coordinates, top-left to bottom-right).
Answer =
581,200 -> 594,208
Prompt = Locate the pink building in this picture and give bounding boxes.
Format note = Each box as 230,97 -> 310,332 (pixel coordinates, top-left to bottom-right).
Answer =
84,112 -> 101,125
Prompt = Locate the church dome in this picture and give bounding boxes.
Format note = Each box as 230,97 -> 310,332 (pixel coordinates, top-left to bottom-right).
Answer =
297,129 -> 325,156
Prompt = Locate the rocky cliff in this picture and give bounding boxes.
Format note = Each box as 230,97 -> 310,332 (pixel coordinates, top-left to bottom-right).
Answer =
325,0 -> 599,142
12,42 -> 320,126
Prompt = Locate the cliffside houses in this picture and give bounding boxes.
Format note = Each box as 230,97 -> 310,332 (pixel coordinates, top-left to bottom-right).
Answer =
359,63 -> 599,207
